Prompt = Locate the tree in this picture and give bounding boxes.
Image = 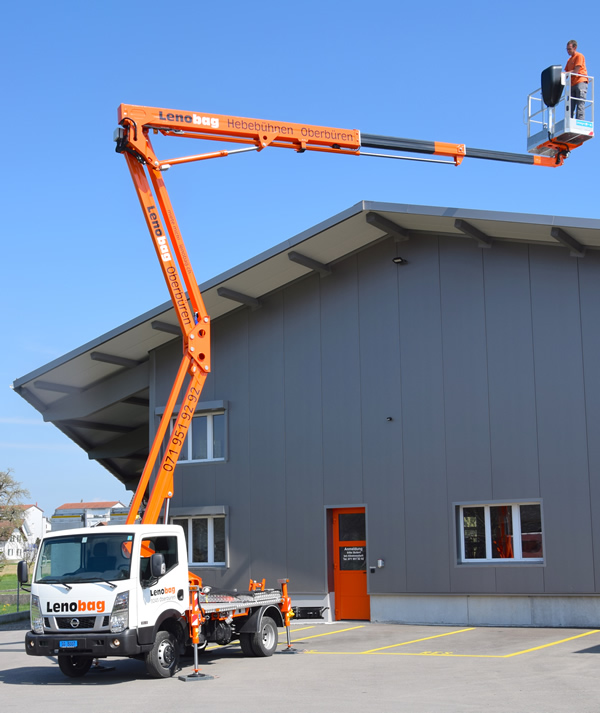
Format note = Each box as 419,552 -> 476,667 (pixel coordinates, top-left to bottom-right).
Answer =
0,468 -> 30,545
22,539 -> 39,567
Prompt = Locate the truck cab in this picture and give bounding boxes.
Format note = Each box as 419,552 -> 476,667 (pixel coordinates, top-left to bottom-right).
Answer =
24,524 -> 190,678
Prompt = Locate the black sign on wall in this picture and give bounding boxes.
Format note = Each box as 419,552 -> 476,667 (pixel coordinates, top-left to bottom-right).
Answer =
340,546 -> 366,570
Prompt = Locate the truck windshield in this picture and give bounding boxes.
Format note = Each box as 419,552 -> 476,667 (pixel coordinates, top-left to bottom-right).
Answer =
35,533 -> 133,584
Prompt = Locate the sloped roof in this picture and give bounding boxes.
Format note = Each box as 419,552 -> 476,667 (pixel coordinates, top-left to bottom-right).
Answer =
56,501 -> 125,511
12,201 -> 600,490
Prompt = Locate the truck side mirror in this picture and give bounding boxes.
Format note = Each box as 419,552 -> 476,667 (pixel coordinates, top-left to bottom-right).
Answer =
150,553 -> 166,578
541,65 -> 564,107
17,560 -> 28,584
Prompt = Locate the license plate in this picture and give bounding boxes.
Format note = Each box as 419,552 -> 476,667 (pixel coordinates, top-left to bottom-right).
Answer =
59,640 -> 78,648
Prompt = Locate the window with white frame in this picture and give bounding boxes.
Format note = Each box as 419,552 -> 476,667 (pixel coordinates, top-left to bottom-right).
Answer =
171,412 -> 225,462
172,516 -> 226,566
458,503 -> 543,563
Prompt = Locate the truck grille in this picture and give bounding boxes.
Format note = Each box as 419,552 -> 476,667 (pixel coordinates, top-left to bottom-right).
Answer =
56,616 -> 96,629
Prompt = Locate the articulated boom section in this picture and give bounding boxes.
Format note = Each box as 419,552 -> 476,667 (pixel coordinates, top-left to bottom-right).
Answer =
117,103 -> 362,162
120,142 -> 213,526
117,106 -> 364,528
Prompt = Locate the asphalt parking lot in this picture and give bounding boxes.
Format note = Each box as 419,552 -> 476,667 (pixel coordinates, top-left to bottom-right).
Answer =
2,619 -> 600,712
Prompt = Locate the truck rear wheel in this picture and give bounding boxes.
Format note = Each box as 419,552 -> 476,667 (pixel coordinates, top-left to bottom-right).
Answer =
145,630 -> 179,678
239,633 -> 255,656
249,616 -> 278,657
58,655 -> 93,678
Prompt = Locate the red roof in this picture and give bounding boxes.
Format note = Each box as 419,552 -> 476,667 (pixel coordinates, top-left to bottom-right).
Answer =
56,501 -> 124,511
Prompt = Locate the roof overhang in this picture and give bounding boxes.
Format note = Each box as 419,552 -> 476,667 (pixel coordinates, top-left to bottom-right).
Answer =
12,201 -> 600,489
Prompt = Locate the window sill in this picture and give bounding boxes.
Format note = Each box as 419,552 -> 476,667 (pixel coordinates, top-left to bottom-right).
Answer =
177,459 -> 226,465
189,564 -> 227,569
458,560 -> 544,566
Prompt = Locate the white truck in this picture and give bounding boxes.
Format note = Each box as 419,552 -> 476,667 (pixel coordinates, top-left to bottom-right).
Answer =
20,104 -> 312,679
21,524 -> 290,678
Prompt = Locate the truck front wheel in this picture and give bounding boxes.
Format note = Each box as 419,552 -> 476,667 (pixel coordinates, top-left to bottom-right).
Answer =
58,655 -> 93,678
145,630 -> 179,678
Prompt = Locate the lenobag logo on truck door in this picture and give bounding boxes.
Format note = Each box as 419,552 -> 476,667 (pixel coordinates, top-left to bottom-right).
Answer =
149,587 -> 176,602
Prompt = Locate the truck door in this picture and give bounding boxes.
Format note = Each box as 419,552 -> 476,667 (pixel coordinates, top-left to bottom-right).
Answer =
332,507 -> 370,620
138,534 -> 185,624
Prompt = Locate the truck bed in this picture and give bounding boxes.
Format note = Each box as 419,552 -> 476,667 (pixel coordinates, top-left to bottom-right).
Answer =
198,588 -> 283,614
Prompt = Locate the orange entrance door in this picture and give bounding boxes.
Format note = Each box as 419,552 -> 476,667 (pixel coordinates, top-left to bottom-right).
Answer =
332,507 -> 370,620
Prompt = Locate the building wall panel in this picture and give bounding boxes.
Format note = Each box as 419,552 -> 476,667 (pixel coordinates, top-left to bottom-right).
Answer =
438,239 -> 495,594
357,239 -> 405,593
529,246 -> 593,594
246,294 -> 288,585
397,236 -> 450,593
440,239 -> 492,504
283,277 -> 327,593
483,242 -> 540,500
578,251 -> 600,591
320,257 -> 363,506
494,564 -> 545,594
210,310 -> 252,587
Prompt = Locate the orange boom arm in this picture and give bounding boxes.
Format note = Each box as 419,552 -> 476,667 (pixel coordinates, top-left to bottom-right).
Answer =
119,106 -> 365,527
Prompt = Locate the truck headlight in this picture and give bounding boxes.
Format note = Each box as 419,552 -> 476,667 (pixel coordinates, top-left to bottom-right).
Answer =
31,595 -> 44,635
109,591 -> 129,633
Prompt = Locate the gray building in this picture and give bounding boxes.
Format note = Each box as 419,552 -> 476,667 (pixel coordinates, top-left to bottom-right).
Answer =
13,201 -> 600,627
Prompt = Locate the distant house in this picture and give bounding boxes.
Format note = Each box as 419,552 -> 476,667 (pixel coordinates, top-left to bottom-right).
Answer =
50,501 -> 128,531
20,504 -> 49,543
0,504 -> 49,562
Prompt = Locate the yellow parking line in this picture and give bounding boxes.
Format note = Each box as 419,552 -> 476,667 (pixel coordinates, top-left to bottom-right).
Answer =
305,651 -> 500,657
201,625 -> 600,657
382,652 -> 499,658
304,628 -> 600,658
204,625 -> 317,651
502,629 -> 600,657
290,625 -> 365,642
361,627 -> 475,653
283,626 -> 316,635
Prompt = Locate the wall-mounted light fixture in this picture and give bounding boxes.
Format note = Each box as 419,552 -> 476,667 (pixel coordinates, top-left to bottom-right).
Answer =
392,256 -> 408,265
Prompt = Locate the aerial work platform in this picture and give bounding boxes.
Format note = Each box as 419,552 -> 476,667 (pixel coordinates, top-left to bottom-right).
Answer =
526,65 -> 594,160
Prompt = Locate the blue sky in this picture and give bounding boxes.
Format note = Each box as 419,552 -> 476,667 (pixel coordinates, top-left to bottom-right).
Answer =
1,0 -> 598,517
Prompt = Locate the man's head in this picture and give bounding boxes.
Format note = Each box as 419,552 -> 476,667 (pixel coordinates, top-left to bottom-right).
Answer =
566,40 -> 578,56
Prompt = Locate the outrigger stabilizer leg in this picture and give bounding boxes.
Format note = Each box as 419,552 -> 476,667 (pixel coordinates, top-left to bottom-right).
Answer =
179,585 -> 214,682
279,579 -> 297,653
